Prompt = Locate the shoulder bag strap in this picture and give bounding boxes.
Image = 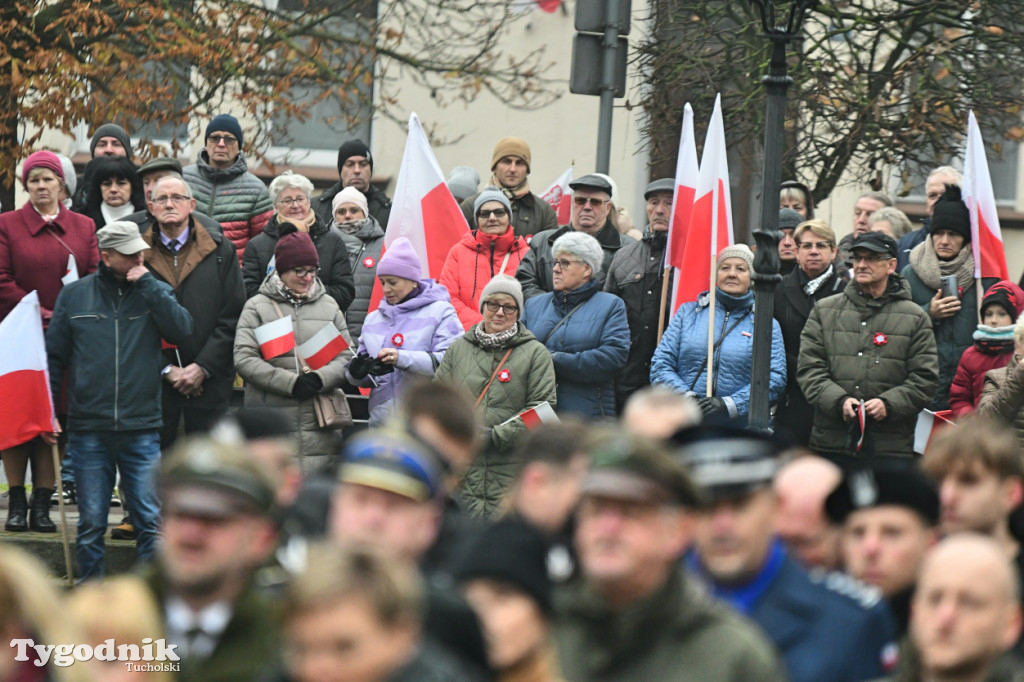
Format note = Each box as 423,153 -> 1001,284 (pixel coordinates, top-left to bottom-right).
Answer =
542,301 -> 586,345
686,308 -> 753,394
475,347 -> 515,407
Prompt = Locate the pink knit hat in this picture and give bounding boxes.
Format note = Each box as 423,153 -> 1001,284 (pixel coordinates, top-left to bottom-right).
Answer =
22,150 -> 65,189
377,238 -> 422,282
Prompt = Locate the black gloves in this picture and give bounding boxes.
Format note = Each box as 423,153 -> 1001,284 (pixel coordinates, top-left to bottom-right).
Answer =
348,353 -> 373,380
698,396 -> 727,416
292,373 -> 323,400
367,358 -> 396,376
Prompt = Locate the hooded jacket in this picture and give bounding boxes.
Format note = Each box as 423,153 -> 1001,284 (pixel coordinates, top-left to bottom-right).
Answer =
439,227 -> 530,330
183,151 -> 273,263
798,276 -> 938,457
346,279 -> 463,424
333,214 -> 386,340
523,279 -> 629,419
242,213 -> 355,313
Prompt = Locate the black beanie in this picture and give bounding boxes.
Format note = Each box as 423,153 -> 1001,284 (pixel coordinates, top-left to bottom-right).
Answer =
205,114 -> 244,147
90,123 -> 133,159
454,520 -> 553,616
929,184 -> 971,243
337,139 -> 373,173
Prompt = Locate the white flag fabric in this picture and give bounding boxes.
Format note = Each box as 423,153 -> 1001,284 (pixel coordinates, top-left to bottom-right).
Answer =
963,111 -> 1009,280
295,323 -> 350,370
254,316 -> 295,359
540,166 -> 574,226
0,291 -> 55,450
666,102 -> 699,314
61,253 -> 78,286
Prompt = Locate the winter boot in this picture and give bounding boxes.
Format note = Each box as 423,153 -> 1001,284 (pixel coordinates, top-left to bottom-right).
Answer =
29,488 -> 56,533
5,486 -> 27,532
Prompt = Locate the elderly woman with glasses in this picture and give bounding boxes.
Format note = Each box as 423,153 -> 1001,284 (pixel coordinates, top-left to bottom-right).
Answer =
440,188 -> 531,330
522,232 -> 628,419
436,275 -> 556,516
652,244 -> 786,419
235,226 -> 355,471
242,170 -> 355,312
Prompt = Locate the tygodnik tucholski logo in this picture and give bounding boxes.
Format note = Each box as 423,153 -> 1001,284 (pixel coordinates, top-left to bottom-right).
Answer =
10,637 -> 181,671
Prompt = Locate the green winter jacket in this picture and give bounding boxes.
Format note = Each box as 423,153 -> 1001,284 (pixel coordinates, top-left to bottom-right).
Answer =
798,275 -> 938,457
554,567 -> 788,682
435,322 -> 556,517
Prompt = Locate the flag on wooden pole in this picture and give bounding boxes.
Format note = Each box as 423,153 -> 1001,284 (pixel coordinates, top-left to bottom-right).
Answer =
963,111 -> 1010,280
665,102 -> 699,314
0,291 -> 56,450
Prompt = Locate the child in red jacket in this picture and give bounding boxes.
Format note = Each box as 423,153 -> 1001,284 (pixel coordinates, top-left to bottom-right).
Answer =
949,280 -> 1024,417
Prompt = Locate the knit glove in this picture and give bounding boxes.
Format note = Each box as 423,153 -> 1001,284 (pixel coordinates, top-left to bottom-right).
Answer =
367,358 -> 396,376
697,396 -> 727,417
347,353 -> 373,381
292,373 -> 324,400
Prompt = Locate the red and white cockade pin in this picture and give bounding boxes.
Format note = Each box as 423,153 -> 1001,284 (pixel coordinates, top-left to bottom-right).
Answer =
363,256 -> 376,268
391,333 -> 404,347
497,368 -> 511,383
872,332 -> 888,346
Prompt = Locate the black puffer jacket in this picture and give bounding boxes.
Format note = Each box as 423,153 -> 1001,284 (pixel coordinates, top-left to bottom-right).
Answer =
242,214 -> 355,313
516,221 -> 634,300
333,215 -> 386,340
314,180 -> 392,228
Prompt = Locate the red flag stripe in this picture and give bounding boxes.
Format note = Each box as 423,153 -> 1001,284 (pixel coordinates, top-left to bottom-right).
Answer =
303,334 -> 349,371
0,370 -> 53,451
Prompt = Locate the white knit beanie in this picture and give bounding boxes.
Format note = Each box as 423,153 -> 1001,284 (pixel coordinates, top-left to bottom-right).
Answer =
479,274 -> 524,314
717,243 -> 754,270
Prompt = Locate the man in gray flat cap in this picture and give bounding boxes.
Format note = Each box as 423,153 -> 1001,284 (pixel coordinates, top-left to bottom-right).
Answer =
605,178 -> 675,410
46,221 -> 192,580
516,173 -> 635,299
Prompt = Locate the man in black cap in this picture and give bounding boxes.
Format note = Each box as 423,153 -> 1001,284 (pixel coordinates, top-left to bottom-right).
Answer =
554,432 -> 786,681
516,173 -> 635,299
314,139 -> 392,228
71,122 -> 134,210
125,159 -> 222,235
146,436 -> 282,681
902,184 -> 998,411
773,218 -> 847,446
798,231 -> 938,457
683,427 -> 898,682
604,178 -> 674,410
826,458 -> 941,635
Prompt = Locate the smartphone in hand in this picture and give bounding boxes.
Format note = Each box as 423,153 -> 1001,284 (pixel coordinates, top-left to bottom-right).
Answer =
940,275 -> 959,299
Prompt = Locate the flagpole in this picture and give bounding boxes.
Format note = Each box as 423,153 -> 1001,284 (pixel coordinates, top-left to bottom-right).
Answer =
706,178 -> 720,397
657,267 -> 671,343
51,443 -> 74,587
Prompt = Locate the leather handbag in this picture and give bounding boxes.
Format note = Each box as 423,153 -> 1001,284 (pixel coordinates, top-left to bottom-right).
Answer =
312,386 -> 354,429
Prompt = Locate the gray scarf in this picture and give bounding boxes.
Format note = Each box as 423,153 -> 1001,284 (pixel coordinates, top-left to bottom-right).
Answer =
803,265 -> 834,296
908,238 -> 975,292
475,322 -> 518,349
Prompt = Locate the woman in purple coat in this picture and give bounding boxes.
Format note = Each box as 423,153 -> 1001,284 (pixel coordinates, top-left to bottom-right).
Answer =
345,238 -> 463,424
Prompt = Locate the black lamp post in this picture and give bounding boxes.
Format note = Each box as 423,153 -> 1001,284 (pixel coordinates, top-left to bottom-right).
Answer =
748,0 -> 817,431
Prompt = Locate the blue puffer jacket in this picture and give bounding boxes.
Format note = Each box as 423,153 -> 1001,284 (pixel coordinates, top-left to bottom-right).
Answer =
523,279 -> 629,418
651,290 -> 786,417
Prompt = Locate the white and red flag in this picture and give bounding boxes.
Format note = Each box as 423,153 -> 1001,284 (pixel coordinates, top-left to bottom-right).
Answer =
963,111 -> 1010,280
296,323 -> 350,370
541,166 -> 574,226
61,253 -> 78,286
369,113 -> 470,311
914,409 -> 954,456
675,95 -> 734,305
0,291 -> 56,450
254,316 -> 295,360
665,102 -> 700,314
502,401 -> 559,429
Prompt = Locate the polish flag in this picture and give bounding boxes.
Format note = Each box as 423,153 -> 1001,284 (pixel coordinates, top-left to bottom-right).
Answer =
675,95 -> 734,305
296,323 -> 350,370
541,166 -> 574,226
511,401 -> 559,429
511,0 -> 561,13
665,103 -> 700,314
254,316 -> 295,359
61,253 -> 78,286
914,409 -> 954,456
368,113 -> 470,311
0,291 -> 56,450
963,111 -> 1010,280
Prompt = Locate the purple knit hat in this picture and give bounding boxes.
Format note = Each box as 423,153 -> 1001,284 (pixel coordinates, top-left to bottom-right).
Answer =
377,237 -> 422,281
22,151 -> 65,189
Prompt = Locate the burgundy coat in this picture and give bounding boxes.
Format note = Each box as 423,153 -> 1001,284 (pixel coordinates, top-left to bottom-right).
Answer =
949,344 -> 1013,418
0,203 -> 99,323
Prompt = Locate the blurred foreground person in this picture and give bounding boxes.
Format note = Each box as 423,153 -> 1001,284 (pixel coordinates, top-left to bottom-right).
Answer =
877,535 -> 1024,682
621,386 -> 701,441
554,433 -> 786,681
773,454 -> 844,571
457,520 -> 564,682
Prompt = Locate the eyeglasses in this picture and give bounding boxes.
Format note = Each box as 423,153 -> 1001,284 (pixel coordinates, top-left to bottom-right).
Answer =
208,134 -> 238,146
851,253 -> 891,264
277,196 -> 310,207
797,241 -> 833,251
553,258 -> 581,270
151,194 -> 191,205
574,196 -> 607,208
483,301 -> 519,315
291,267 -> 320,278
477,208 -> 508,219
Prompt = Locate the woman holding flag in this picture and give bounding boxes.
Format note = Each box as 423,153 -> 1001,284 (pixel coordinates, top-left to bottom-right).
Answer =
436,275 -> 556,517
651,244 -> 786,419
234,225 -> 355,471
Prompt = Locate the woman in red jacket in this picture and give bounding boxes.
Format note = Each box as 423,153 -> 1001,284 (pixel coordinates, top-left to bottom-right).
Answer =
440,188 -> 530,330
0,150 -> 98,533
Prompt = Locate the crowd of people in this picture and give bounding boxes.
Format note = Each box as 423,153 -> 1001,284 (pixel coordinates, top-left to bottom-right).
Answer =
2,118 -> 1024,681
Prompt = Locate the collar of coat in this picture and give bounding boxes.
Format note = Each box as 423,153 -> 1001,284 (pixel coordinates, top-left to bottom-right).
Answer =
142,217 -> 218,289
